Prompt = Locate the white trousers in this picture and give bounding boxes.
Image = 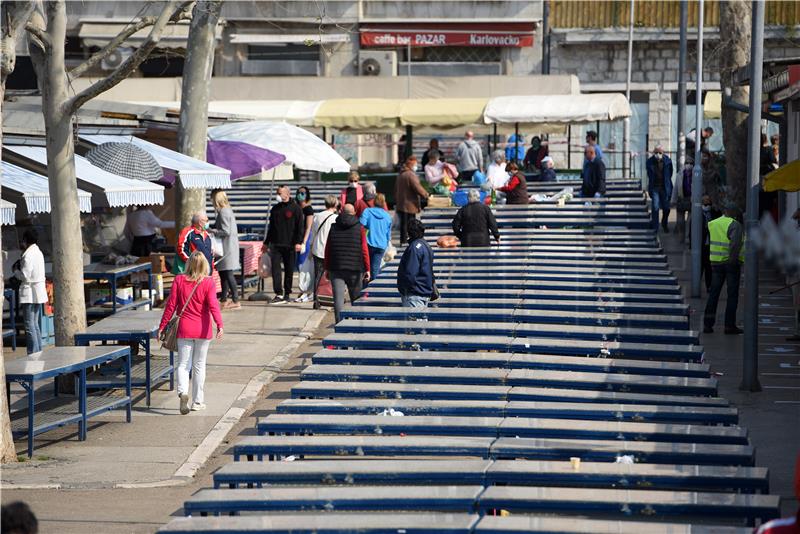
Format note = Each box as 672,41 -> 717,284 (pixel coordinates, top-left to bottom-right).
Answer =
176,338 -> 211,405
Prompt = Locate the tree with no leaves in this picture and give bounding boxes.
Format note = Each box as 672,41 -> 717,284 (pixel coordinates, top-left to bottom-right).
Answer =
0,0 -> 193,463
717,0 -> 752,211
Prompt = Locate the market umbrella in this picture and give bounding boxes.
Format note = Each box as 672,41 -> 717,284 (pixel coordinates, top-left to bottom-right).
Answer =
207,121 -> 351,173
763,159 -> 800,193
86,141 -> 164,182
206,140 -> 286,180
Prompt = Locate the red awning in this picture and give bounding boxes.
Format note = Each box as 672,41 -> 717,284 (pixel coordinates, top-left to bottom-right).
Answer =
360,23 -> 535,48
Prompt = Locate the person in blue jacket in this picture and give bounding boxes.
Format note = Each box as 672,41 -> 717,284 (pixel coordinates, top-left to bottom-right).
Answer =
359,192 -> 393,284
396,218 -> 434,309
646,145 -> 674,233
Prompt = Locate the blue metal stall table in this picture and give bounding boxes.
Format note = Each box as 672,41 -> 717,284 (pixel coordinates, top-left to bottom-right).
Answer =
5,345 -> 132,457
74,309 -> 173,406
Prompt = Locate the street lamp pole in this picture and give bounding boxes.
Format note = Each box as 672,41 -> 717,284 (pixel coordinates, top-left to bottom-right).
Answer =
623,0 -> 634,179
677,1 -> 688,174
741,0 -> 765,392
690,0 -> 704,298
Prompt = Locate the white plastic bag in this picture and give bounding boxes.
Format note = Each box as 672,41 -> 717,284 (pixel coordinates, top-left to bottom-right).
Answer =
297,253 -> 314,293
258,251 -> 272,278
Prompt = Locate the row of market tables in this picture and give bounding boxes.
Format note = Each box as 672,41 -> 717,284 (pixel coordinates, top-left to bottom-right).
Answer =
160,180 -> 780,533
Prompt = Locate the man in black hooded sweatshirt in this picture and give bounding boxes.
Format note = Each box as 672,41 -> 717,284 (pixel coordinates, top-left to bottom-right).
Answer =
324,203 -> 370,323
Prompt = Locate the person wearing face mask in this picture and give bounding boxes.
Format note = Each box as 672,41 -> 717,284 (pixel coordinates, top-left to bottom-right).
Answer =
394,155 -> 429,245
263,185 -> 304,304
175,212 -> 214,275
294,186 -> 315,303
646,145 -> 674,233
340,171 -> 365,212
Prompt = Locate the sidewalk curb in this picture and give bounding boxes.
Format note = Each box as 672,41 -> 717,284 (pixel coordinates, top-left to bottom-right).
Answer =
112,309 -> 328,490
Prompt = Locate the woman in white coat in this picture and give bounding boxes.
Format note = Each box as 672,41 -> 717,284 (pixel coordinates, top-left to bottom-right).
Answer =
13,230 -> 48,354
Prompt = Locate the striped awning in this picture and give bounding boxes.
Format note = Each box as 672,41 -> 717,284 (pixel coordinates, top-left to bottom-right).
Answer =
5,145 -> 165,208
1,162 -> 92,214
80,134 -> 232,190
1,199 -> 15,225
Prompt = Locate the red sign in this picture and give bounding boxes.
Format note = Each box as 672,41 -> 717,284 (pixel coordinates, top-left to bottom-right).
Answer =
360,23 -> 534,48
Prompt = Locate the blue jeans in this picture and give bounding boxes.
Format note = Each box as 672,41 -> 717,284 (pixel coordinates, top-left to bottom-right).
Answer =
367,246 -> 385,285
22,303 -> 42,354
650,188 -> 670,231
401,293 -> 429,310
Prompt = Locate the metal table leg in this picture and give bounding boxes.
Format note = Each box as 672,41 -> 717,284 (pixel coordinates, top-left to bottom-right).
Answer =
79,367 -> 87,441
145,334 -> 152,406
125,348 -> 132,423
110,275 -> 117,315
26,379 -> 34,458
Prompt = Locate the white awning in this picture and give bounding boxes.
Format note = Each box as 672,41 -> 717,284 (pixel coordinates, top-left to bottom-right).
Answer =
207,100 -> 322,126
5,146 -> 165,208
78,21 -> 200,49
80,134 -> 232,190
230,33 -> 350,45
1,162 -> 92,214
1,199 -> 15,225
483,93 -> 632,125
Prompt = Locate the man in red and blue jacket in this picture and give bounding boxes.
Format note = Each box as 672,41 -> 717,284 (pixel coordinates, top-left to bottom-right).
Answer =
174,212 -> 213,274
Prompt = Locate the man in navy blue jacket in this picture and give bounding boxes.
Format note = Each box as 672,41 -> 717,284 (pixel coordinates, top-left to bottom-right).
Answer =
397,218 -> 434,309
646,145 -> 674,233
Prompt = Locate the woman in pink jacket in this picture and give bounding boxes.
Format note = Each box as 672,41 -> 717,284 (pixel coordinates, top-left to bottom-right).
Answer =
159,251 -> 223,415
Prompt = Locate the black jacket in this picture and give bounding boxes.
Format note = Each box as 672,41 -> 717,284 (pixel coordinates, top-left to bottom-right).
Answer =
264,201 -> 304,247
582,158 -> 607,197
326,213 -> 367,272
452,202 -> 500,247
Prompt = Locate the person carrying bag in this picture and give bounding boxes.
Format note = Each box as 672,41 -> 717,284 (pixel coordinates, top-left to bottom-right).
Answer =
159,251 -> 223,415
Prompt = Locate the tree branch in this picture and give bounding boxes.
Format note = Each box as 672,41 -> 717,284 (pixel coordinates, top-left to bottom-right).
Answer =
0,1 -> 36,80
66,1 -> 194,114
67,16 -> 157,81
23,19 -> 49,50
68,5 -> 192,82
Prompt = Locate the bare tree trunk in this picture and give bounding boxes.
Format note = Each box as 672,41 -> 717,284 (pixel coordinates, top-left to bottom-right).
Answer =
25,0 -> 190,346
718,0 -> 751,211
176,0 -> 222,228
0,0 -> 36,463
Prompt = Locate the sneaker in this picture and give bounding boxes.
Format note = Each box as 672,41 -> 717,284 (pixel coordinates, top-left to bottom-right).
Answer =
179,393 -> 190,415
294,293 -> 311,303
724,326 -> 743,335
190,402 -> 206,411
270,295 -> 286,304
703,326 -> 714,334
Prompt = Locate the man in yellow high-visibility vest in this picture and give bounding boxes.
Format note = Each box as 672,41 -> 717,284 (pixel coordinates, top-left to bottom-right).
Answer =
703,204 -> 744,334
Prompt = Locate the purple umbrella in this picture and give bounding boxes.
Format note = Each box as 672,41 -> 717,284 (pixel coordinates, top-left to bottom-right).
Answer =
206,140 -> 286,181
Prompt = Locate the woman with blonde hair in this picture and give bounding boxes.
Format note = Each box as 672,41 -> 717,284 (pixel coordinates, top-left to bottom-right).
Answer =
159,251 -> 223,415
210,190 -> 241,309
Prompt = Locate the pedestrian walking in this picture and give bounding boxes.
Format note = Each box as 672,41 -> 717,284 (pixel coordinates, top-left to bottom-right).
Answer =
159,251 -> 223,415
263,185 -> 304,304
324,204 -> 370,323
456,131 -> 483,184
397,218 -> 434,310
294,186 -> 315,303
452,189 -> 500,247
646,145 -> 674,233
581,145 -> 606,198
703,204 -> 744,335
12,230 -> 47,354
310,195 -> 339,309
585,130 -> 604,161
340,171 -> 367,216
497,162 -> 528,205
124,206 -> 174,257
210,191 -> 241,310
175,212 -> 213,275
394,155 -> 429,245
360,193 -> 393,283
